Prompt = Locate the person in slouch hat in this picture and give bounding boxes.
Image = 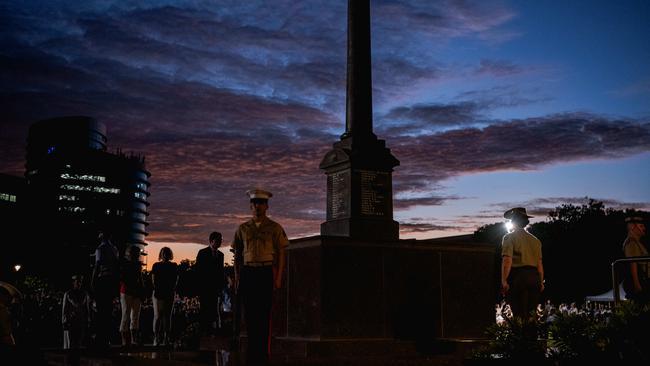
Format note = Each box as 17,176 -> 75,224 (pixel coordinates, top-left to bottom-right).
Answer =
501,207 -> 544,320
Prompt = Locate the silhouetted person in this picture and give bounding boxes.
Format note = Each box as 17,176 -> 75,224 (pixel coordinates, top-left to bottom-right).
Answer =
221,274 -> 234,332
0,286 -> 15,347
196,232 -> 225,336
119,245 -> 145,347
623,214 -> 649,303
91,232 -> 119,349
501,207 -> 544,320
233,189 -> 288,366
151,246 -> 178,346
62,274 -> 91,349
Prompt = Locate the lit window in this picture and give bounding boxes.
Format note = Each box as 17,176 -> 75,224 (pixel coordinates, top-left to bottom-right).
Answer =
106,209 -> 111,215
60,184 -> 91,191
60,173 -> 106,182
58,206 -> 86,213
59,195 -> 77,201
134,192 -> 147,199
93,186 -> 120,194
0,193 -> 17,202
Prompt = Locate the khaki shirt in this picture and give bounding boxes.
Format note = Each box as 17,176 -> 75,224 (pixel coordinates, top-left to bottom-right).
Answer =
502,228 -> 542,267
623,236 -> 649,279
232,217 -> 289,265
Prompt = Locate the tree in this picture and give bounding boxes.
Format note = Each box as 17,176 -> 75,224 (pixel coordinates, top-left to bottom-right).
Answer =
176,259 -> 197,297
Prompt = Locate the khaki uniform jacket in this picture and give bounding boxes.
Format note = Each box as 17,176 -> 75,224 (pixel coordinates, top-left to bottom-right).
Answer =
232,217 -> 289,265
502,228 -> 542,267
623,236 -> 649,280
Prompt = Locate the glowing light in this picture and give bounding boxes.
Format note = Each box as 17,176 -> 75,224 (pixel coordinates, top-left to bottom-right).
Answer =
505,221 -> 514,232
14,264 -> 21,272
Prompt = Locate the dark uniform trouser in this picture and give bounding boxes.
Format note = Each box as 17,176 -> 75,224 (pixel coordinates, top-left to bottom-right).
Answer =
627,274 -> 650,304
507,266 -> 541,319
241,266 -> 273,365
199,292 -> 220,334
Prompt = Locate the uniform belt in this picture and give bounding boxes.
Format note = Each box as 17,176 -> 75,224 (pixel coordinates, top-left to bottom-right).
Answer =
245,261 -> 273,267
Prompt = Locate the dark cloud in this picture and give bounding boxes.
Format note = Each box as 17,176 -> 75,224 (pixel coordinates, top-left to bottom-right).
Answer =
379,101 -> 482,134
373,0 -> 516,44
399,222 -> 459,232
376,85 -> 550,135
394,194 -> 461,210
391,114 -> 650,183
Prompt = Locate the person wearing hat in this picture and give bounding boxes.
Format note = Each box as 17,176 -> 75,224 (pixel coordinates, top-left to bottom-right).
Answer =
232,189 -> 288,366
500,207 -> 544,320
118,245 -> 145,347
62,274 -> 91,349
622,214 -> 648,303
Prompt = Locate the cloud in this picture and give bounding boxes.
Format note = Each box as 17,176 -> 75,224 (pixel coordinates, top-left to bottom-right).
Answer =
399,222 -> 459,232
379,101 -> 483,134
2,0 -> 649,244
391,114 -> 650,185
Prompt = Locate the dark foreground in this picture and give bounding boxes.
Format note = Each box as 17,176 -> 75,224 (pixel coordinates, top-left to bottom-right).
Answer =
34,336 -> 479,366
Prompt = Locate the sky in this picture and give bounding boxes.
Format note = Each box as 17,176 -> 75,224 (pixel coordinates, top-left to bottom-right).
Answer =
2,0 -> 649,267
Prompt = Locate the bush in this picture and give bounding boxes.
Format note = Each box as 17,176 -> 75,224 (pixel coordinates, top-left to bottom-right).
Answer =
472,301 -> 650,363
472,316 -> 547,361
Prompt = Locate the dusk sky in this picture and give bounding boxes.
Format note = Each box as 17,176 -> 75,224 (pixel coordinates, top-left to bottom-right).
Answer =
2,0 -> 649,266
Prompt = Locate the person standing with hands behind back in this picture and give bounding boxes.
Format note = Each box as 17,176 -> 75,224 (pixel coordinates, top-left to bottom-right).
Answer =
501,207 -> 544,320
195,232 -> 225,336
233,189 -> 288,366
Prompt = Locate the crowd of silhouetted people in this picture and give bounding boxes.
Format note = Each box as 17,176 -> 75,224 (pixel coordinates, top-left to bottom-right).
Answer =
0,234 -> 234,359
495,299 -> 614,325
2,276 -> 234,348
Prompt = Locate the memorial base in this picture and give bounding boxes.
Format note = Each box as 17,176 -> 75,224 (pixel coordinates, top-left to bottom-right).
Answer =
273,235 -> 497,341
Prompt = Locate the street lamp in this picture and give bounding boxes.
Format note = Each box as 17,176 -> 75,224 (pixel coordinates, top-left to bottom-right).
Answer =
13,264 -> 21,272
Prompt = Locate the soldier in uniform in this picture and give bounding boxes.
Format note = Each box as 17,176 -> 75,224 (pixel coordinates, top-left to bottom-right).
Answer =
622,214 -> 648,303
232,189 -> 288,366
500,207 -> 545,320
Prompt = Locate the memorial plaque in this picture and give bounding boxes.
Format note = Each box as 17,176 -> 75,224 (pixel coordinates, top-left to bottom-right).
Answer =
327,170 -> 350,220
359,170 -> 389,216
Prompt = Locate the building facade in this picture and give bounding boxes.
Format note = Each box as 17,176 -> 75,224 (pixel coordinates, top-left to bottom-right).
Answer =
21,116 -> 150,281
0,173 -> 27,277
